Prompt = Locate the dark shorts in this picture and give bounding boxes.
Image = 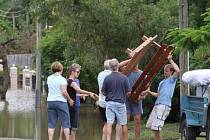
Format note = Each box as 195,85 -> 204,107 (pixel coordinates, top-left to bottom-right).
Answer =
99,106 -> 107,122
69,106 -> 80,131
47,101 -> 70,129
126,99 -> 143,116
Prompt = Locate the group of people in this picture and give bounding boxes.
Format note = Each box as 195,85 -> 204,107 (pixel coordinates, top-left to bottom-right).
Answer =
46,62 -> 98,140
46,52 -> 180,140
97,54 -> 180,140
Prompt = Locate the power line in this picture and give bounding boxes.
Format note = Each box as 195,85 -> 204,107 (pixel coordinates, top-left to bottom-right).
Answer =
0,8 -> 27,18
0,12 -> 27,18
0,8 -> 26,14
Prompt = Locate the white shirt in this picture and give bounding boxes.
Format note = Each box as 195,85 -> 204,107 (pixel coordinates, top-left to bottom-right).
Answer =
47,73 -> 67,102
97,70 -> 111,108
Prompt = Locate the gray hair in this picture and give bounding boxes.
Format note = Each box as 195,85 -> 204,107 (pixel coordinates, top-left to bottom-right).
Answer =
109,58 -> 119,72
68,63 -> 81,75
104,59 -> 111,70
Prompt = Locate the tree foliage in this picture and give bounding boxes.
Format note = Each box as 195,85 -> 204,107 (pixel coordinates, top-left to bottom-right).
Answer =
0,19 -> 14,44
166,8 -> 210,69
38,0 -> 179,92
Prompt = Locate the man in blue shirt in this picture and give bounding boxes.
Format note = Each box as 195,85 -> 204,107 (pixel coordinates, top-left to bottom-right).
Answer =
127,66 -> 144,140
119,59 -> 144,140
102,58 -> 131,140
98,59 -> 122,140
142,54 -> 180,140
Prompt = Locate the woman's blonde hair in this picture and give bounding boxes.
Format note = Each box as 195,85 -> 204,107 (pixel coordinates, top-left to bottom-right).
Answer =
51,61 -> 63,73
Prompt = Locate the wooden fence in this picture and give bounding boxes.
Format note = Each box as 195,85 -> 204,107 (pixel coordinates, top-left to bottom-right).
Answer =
7,54 -> 33,69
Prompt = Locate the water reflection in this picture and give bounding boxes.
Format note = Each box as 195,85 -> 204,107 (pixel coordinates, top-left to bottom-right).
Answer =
41,105 -> 103,140
35,107 -> 41,140
69,107 -> 102,140
0,90 -> 103,140
0,90 -> 35,139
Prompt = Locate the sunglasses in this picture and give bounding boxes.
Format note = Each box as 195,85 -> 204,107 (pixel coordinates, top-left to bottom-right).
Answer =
75,71 -> 80,74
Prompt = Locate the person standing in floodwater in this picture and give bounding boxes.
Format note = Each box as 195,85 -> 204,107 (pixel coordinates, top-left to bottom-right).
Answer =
47,61 -> 73,140
60,63 -> 98,140
98,59 -> 122,140
101,58 -> 131,140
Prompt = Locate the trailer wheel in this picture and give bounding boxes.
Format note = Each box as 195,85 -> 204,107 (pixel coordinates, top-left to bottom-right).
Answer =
206,117 -> 210,140
181,119 -> 196,140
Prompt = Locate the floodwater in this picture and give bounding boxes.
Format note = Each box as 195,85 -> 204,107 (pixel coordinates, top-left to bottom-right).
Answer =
0,90 -> 102,140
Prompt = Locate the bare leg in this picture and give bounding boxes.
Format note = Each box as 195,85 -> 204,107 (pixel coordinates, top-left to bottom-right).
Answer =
106,123 -> 113,140
153,130 -> 162,140
48,128 -> 55,140
71,130 -> 76,140
115,124 -> 122,140
134,115 -> 141,140
122,124 -> 128,140
63,128 -> 70,140
102,123 -> 107,140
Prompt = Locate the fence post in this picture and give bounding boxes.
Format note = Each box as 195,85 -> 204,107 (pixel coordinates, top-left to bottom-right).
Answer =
10,64 -> 17,90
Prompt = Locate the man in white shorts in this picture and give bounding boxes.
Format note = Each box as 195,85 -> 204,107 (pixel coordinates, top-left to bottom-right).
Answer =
142,54 -> 180,140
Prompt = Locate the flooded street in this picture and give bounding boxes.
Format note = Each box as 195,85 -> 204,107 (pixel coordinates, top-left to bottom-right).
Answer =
0,89 -> 102,140
0,90 -> 35,139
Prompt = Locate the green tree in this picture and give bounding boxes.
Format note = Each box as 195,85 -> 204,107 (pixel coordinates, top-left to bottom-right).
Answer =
37,1 -> 182,121
0,0 -> 35,99
0,19 -> 14,99
166,8 -> 210,69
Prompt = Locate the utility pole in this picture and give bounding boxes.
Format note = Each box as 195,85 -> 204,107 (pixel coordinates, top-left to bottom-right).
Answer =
179,0 -> 189,96
35,17 -> 41,108
35,16 -> 41,140
12,13 -> 15,31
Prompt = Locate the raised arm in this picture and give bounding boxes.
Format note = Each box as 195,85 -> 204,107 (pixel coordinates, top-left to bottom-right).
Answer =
119,59 -> 131,68
168,54 -> 180,78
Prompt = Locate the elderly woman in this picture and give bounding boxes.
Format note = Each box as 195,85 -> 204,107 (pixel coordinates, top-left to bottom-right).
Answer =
47,61 -> 73,140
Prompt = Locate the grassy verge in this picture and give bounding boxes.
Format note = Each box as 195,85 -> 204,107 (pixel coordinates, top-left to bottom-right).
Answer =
128,121 -> 206,140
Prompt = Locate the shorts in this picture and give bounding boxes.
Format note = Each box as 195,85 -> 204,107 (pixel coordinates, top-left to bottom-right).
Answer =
99,106 -> 107,122
69,106 -> 80,131
47,101 -> 70,129
106,101 -> 127,125
126,99 -> 143,116
146,104 -> 171,131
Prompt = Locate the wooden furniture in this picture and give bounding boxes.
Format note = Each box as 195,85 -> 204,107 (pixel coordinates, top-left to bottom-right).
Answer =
122,35 -> 173,101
